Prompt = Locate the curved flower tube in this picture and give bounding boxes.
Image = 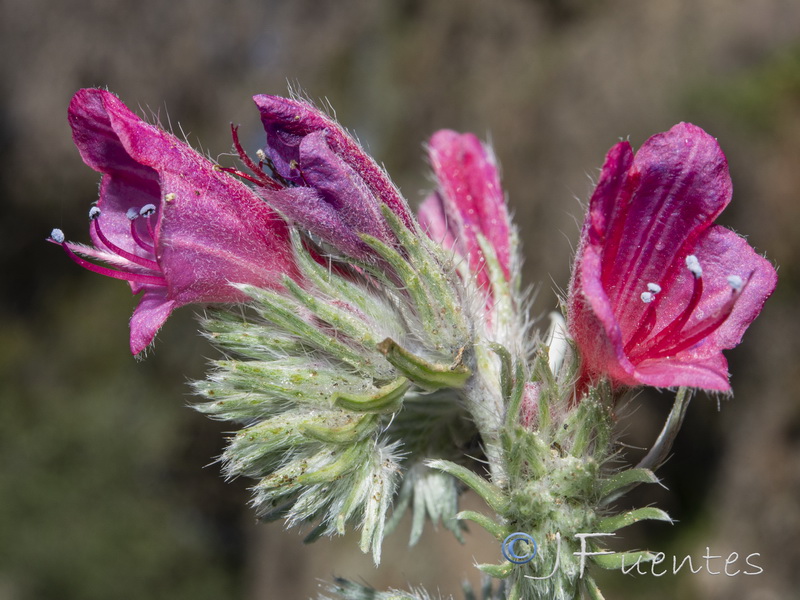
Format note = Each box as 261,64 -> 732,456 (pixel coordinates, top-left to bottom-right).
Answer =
51,89 -> 296,355
567,122 -> 777,392
253,95 -> 413,259
418,130 -> 514,295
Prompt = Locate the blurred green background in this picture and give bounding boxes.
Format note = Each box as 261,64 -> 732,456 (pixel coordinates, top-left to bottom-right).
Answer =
2,1 -> 799,598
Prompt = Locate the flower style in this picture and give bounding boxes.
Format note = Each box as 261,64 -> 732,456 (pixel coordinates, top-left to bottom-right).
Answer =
567,122 -> 777,392
418,130 -> 514,294
252,95 -> 413,259
50,89 -> 296,355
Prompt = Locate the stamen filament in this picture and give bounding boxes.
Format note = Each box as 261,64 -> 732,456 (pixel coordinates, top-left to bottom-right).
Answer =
648,297 -> 737,359
92,219 -> 161,271
230,124 -> 282,190
144,215 -> 156,244
130,220 -> 155,253
629,272 -> 704,361
58,241 -> 167,286
647,273 -> 752,359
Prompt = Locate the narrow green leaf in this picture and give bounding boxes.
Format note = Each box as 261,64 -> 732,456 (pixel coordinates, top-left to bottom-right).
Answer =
597,507 -> 673,533
427,459 -> 507,514
476,562 -> 514,578
302,413 -> 379,443
378,338 -> 471,390
592,550 -> 657,570
333,377 -> 411,413
599,468 -> 659,500
456,510 -> 506,540
284,278 -> 380,347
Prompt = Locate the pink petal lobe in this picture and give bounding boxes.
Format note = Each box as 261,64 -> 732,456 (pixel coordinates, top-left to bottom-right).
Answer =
298,131 -> 392,243
129,288 -> 177,355
418,193 -> 457,253
634,354 -> 731,391
69,90 -> 161,256
426,130 -> 513,288
602,123 -> 732,318
253,94 -> 413,228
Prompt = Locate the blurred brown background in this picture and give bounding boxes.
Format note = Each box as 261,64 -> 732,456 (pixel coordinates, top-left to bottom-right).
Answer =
2,1 -> 799,598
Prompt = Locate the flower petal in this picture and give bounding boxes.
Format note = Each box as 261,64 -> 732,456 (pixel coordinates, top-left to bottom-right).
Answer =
568,122 -> 777,393
418,192 -> 457,253
253,94 -> 413,228
426,130 -> 513,289
600,123 -> 732,322
129,288 -> 177,355
298,131 -> 392,244
69,90 -> 161,256
257,186 -> 368,258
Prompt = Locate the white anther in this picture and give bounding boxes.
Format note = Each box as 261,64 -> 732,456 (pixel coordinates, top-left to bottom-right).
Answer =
140,204 -> 157,217
727,274 -> 743,292
88,206 -> 101,220
126,207 -> 139,220
685,255 -> 703,279
164,193 -> 176,203
647,282 -> 662,294
256,149 -> 266,161
50,228 -> 65,243
641,291 -> 655,303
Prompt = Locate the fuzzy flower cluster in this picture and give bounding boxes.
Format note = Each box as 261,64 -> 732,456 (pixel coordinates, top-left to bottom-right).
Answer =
51,89 -> 776,600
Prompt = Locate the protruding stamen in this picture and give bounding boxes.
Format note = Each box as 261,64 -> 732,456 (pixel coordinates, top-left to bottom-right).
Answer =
685,255 -> 702,279
91,215 -> 161,271
57,241 -> 167,286
50,228 -> 65,243
140,204 -> 157,217
727,275 -> 743,292
229,124 -> 282,190
126,207 -> 139,221
641,291 -> 655,303
256,149 -> 266,161
89,206 -> 101,220
647,282 -> 662,294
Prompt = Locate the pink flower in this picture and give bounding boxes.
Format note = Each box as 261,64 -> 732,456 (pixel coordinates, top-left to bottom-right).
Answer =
418,130 -> 513,294
50,89 -> 296,355
567,122 -> 777,392
253,95 -> 413,258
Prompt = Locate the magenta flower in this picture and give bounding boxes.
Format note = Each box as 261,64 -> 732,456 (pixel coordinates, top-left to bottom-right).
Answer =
253,95 -> 413,258
567,123 -> 777,392
50,89 -> 296,355
418,130 -> 514,294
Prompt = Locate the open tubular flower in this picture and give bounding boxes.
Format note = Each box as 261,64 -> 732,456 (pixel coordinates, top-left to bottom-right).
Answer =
50,89 -> 296,355
252,94 -> 413,259
567,122 -> 777,392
